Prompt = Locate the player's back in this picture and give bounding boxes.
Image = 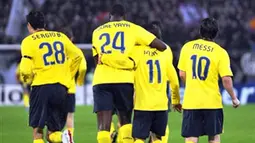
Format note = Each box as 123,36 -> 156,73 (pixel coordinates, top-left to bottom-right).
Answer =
133,46 -> 173,111
93,20 -> 142,57
92,20 -> 156,85
178,39 -> 232,109
21,31 -> 76,87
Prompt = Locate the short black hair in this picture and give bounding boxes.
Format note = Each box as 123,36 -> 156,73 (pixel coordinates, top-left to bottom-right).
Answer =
200,18 -> 218,40
110,4 -> 126,17
143,21 -> 162,39
59,27 -> 73,40
26,11 -> 45,29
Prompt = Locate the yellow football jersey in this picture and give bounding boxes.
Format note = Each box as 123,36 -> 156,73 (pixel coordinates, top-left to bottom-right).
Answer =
16,63 -> 32,87
178,39 -> 233,109
20,31 -> 82,88
68,49 -> 87,94
131,46 -> 180,111
92,20 -> 156,85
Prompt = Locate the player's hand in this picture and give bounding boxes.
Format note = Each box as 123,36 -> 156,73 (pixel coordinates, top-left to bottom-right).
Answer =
172,104 -> 182,113
232,98 -> 240,108
98,53 -> 103,64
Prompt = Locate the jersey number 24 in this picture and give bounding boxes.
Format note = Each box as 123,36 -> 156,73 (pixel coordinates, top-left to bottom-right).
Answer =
191,54 -> 210,80
99,31 -> 125,54
39,41 -> 65,66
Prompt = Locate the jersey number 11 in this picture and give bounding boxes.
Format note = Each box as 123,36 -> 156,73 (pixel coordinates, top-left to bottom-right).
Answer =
147,59 -> 161,83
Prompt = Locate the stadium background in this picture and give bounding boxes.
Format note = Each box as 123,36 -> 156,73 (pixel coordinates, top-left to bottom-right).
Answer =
0,0 -> 255,143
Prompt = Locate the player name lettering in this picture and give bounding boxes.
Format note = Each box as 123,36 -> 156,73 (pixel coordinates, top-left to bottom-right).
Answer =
32,32 -> 62,40
193,43 -> 214,52
144,50 -> 158,56
113,23 -> 130,28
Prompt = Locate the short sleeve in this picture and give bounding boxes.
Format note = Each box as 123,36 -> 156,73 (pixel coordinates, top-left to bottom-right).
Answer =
21,39 -> 33,58
219,50 -> 233,77
135,25 -> 156,46
166,46 -> 173,63
64,34 -> 82,60
177,44 -> 188,71
92,47 -> 98,57
92,30 -> 98,57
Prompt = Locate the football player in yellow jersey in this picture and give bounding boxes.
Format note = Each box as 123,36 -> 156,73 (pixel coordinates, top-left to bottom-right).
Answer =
19,11 -> 83,143
16,63 -> 31,110
178,18 -> 240,143
60,28 -> 87,141
145,21 -> 179,143
92,4 -> 167,143
129,22 -> 181,143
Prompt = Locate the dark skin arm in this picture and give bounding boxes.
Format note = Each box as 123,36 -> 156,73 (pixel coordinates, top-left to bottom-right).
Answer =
93,55 -> 99,66
149,38 -> 167,52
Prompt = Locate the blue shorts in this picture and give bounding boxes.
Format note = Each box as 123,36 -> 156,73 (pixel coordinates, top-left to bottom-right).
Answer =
132,110 -> 168,140
93,83 -> 134,113
182,109 -> 223,137
29,83 -> 68,131
67,94 -> 75,113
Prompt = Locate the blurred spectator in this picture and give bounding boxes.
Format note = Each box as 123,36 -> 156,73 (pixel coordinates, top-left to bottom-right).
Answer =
2,0 -> 255,84
241,41 -> 255,83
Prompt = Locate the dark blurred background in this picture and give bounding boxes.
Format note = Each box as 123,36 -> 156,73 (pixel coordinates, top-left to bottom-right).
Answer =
1,0 -> 255,84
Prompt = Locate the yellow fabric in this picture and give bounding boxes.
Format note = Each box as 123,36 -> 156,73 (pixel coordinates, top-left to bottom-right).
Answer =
152,140 -> 161,143
134,139 -> 144,143
117,128 -> 122,143
185,141 -> 195,143
92,20 -> 156,85
161,125 -> 169,143
23,93 -> 30,108
33,139 -> 45,143
68,48 -> 87,93
110,122 -> 115,135
178,39 -> 233,109
16,63 -> 33,84
118,124 -> 134,143
49,131 -> 62,143
20,31 -> 82,88
97,131 -> 111,143
131,46 -> 179,110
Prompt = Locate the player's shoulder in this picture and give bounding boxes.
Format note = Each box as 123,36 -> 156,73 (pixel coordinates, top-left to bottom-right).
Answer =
21,34 -> 33,45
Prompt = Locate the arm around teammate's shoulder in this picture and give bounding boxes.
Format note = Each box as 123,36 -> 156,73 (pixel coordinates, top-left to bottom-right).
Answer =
135,25 -> 166,51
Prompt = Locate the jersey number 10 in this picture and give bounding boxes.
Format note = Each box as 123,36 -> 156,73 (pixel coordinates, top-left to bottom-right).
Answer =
39,41 -> 65,66
190,55 -> 210,80
99,31 -> 125,54
147,59 -> 161,83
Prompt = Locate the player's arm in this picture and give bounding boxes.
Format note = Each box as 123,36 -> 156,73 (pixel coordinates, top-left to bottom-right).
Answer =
135,25 -> 166,51
65,35 -> 82,76
20,39 -> 34,84
177,44 -> 187,85
99,47 -> 139,70
219,50 -> 240,108
76,54 -> 87,86
166,49 -> 180,105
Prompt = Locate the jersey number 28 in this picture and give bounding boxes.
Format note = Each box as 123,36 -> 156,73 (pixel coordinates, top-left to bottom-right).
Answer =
99,31 -> 125,54
39,41 -> 65,66
191,55 -> 210,80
